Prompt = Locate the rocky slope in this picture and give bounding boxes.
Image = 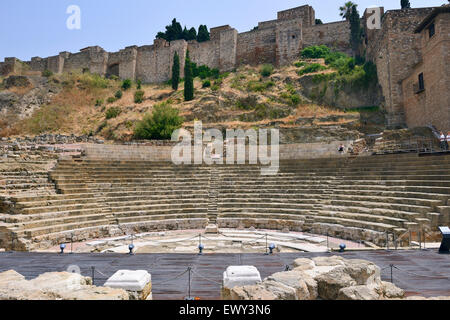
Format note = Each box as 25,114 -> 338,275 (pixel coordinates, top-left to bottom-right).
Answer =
0,62 -> 386,144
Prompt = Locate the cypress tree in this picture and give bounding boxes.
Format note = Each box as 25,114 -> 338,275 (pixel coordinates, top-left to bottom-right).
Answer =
172,52 -> 180,91
184,51 -> 194,101
197,25 -> 210,42
349,5 -> 361,56
401,0 -> 411,9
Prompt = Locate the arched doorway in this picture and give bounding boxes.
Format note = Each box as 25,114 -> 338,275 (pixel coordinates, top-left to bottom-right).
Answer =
106,63 -> 119,78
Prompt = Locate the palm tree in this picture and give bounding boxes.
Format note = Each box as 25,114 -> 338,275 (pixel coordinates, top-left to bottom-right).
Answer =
340,1 -> 357,20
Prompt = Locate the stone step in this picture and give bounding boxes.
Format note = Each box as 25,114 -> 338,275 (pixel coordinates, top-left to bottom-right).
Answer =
20,202 -> 104,215
10,213 -> 110,230
111,206 -> 208,216
14,218 -> 113,238
115,213 -> 207,224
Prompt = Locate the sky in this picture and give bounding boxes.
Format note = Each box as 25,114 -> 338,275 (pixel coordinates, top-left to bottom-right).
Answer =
0,0 -> 446,62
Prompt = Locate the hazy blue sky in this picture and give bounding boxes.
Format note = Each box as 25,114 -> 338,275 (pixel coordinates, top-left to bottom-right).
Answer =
0,0 -> 446,61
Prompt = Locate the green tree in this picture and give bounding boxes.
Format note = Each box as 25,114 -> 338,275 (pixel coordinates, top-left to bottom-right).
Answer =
156,18 -> 183,41
134,103 -> 184,140
401,0 -> 411,9
172,52 -> 180,91
339,1 -> 357,20
184,51 -> 194,101
349,5 -> 362,56
315,19 -> 323,25
197,25 -> 210,42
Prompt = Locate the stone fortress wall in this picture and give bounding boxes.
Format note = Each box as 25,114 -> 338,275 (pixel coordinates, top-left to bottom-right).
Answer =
1,4 -> 448,131
0,5 -> 350,83
364,7 -> 437,129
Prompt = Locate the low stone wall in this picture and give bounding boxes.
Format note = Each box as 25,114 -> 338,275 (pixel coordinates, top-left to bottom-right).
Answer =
82,141 -> 355,161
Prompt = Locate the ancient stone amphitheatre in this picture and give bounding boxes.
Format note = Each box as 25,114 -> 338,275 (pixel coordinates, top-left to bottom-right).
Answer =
0,2 -> 449,302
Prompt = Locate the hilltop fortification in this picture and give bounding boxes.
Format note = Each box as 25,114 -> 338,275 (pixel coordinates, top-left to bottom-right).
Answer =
0,5 -> 350,83
1,4 -> 449,131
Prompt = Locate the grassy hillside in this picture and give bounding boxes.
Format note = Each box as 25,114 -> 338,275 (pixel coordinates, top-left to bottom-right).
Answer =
0,46 -> 386,142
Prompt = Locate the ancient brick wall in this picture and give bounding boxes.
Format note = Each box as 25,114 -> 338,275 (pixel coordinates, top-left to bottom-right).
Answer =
219,28 -> 238,71
277,5 -> 315,28
236,28 -> 277,66
188,40 -> 220,70
303,21 -> 351,55
275,19 -> 303,66
135,40 -> 187,83
366,8 -> 436,129
29,57 -> 48,73
0,58 -> 18,76
402,13 -> 450,131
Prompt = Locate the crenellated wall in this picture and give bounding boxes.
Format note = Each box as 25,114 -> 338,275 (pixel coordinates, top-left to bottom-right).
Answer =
1,4 -> 447,132
303,21 -> 351,55
2,5 -> 341,81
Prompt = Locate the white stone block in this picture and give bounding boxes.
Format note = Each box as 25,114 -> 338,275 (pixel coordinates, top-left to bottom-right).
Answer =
104,270 -> 151,292
223,266 -> 261,288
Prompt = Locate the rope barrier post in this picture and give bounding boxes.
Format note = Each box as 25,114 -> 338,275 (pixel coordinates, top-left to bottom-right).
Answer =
10,233 -> 14,253
70,233 -> 74,254
187,267 -> 192,300
423,230 -> 426,250
326,231 -> 329,251
386,232 -> 389,251
390,264 -> 394,284
264,233 -> 268,255
419,230 -> 422,250
409,231 -> 412,248
91,266 -> 95,286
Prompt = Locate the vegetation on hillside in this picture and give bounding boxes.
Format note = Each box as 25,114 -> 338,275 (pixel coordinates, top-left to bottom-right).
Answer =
298,45 -> 378,89
134,102 -> 184,140
172,52 -> 180,91
184,52 -> 194,101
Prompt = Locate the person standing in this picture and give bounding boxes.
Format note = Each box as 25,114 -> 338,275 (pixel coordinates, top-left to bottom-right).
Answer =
440,132 -> 447,151
446,131 -> 450,151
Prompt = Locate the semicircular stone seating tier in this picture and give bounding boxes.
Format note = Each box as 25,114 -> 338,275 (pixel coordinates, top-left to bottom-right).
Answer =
0,154 -> 449,251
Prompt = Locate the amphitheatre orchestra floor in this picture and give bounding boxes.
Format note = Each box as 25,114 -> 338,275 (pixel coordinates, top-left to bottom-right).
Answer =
0,250 -> 449,299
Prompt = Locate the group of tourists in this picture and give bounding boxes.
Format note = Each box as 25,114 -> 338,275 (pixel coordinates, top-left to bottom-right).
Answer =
439,132 -> 450,151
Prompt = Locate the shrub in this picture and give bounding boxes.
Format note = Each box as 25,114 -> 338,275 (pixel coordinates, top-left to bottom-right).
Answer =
105,107 -> 121,119
134,103 -> 184,140
115,90 -> 123,99
137,79 -> 142,90
236,96 -> 258,110
294,61 -> 307,68
95,99 -> 104,107
78,73 -> 109,89
301,45 -> 331,59
23,105 -> 70,134
96,121 -> 108,134
107,97 -> 117,104
298,63 -> 327,75
247,80 -> 275,92
202,80 -> 211,88
42,69 -> 53,78
211,85 -> 220,91
121,79 -> 132,91
260,64 -> 274,77
110,75 -> 119,81
134,90 -> 145,104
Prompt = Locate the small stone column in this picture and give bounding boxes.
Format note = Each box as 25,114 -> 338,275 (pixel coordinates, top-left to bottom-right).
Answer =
104,270 -> 152,300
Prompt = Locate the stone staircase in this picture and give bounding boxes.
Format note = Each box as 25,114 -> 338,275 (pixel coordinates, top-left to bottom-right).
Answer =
0,153 -> 448,250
